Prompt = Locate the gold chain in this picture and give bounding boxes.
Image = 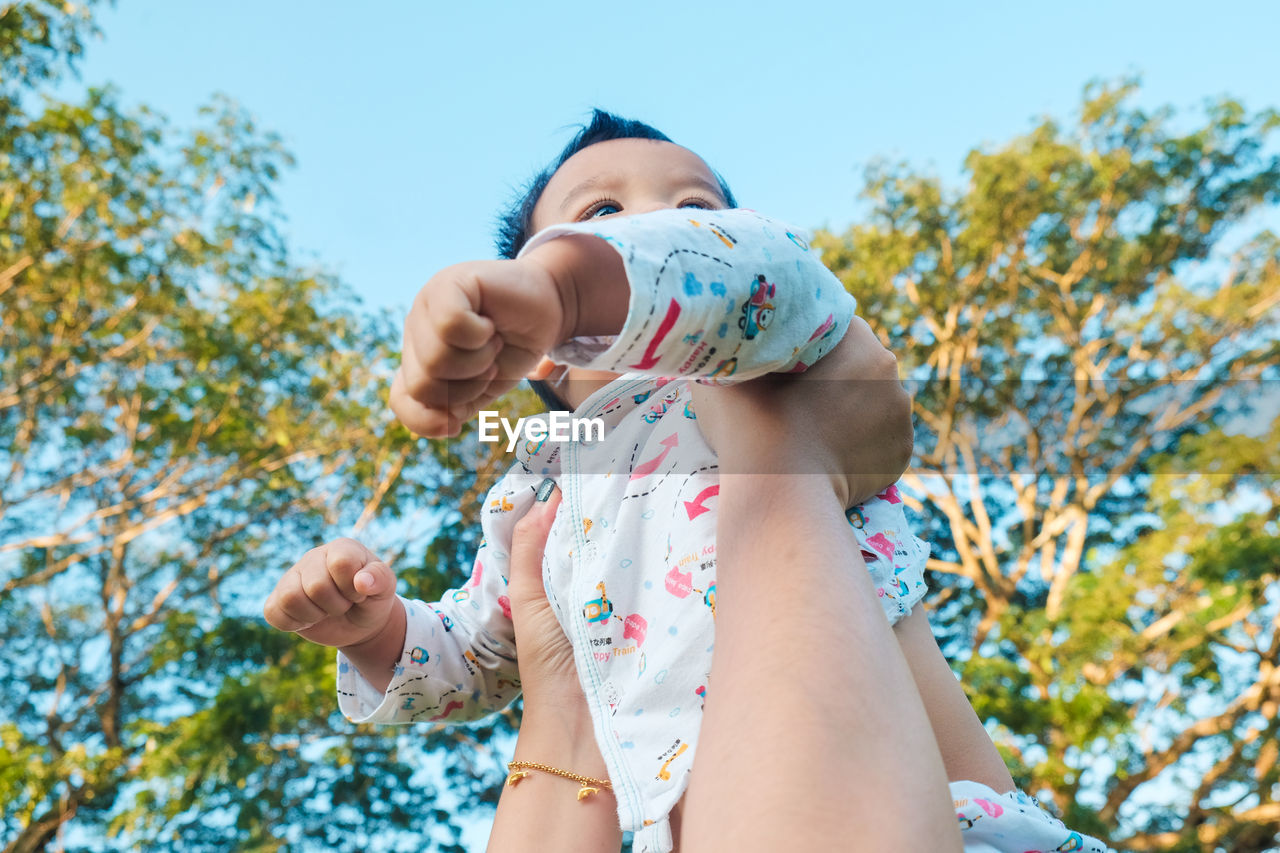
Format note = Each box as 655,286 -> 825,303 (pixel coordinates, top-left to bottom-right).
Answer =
506,761 -> 613,801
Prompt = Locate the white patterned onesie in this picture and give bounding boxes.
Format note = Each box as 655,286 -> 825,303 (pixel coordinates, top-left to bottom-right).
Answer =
336,208 -> 1112,853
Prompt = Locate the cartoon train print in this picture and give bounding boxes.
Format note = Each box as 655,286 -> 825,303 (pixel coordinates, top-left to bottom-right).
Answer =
738,274 -> 776,340
893,566 -> 910,597
641,387 -> 683,424
708,356 -> 738,378
583,581 -> 614,624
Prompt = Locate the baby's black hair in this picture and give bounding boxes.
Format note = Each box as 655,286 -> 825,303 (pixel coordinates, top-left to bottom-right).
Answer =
496,109 -> 738,411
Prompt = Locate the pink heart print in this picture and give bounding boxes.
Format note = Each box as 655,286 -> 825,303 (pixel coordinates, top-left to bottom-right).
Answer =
974,798 -> 1003,818
623,613 -> 648,647
665,566 -> 694,598
865,532 -> 895,562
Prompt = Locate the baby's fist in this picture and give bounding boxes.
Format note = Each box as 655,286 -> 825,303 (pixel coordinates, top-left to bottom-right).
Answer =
392,257 -> 567,437
263,538 -> 399,650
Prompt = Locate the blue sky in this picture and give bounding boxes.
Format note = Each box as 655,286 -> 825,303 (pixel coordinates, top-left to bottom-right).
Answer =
66,0 -> 1280,313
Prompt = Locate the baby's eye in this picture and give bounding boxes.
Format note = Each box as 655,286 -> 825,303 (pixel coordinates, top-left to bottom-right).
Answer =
679,199 -> 711,210
586,202 -> 621,219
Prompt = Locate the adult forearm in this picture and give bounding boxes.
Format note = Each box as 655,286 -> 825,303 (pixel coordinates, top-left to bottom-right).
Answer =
487,703 -> 622,853
681,475 -> 960,851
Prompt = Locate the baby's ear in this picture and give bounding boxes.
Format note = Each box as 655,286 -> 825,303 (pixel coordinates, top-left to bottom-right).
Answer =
525,356 -> 558,381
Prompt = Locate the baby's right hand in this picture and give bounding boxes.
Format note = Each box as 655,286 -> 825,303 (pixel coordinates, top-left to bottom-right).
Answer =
263,538 -> 400,650
391,235 -> 629,438
390,256 -> 569,437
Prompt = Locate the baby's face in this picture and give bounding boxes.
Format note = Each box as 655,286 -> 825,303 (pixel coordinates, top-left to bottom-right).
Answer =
531,138 -> 729,231
529,139 -> 730,408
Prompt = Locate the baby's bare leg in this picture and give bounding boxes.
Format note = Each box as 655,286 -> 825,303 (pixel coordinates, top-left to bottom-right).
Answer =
892,607 -> 1016,792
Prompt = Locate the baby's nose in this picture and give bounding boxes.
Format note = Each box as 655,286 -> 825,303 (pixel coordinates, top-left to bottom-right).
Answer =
634,200 -> 675,215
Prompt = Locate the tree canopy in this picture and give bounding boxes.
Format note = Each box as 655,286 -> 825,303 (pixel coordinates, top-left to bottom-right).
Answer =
1,3 -> 521,850
2,3 -> 1277,851
814,79 -> 1280,849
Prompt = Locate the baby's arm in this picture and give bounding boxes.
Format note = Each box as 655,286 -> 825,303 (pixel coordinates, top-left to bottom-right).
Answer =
391,209 -> 854,437
522,208 -> 855,382
264,470 -> 539,725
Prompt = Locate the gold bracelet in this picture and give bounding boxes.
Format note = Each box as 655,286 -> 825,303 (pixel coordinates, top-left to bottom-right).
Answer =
506,760 -> 613,801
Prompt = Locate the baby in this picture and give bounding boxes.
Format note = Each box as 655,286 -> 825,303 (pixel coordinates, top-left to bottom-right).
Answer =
265,111 -> 1111,853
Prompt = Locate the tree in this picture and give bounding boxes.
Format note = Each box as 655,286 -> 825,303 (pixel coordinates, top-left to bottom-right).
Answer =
814,81 -> 1280,850
0,3 -> 528,850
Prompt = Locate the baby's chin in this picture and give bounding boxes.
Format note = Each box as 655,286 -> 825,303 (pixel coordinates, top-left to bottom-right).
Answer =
558,370 -> 622,409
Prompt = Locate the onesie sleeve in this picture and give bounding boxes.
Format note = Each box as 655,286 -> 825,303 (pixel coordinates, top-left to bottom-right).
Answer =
518,208 -> 855,381
336,467 -> 541,724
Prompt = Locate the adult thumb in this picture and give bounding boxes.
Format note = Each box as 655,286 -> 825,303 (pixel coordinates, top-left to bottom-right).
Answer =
509,479 -> 561,593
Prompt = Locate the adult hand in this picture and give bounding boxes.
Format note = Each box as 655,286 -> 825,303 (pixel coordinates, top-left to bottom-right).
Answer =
683,321 -> 960,851
504,483 -> 587,713
488,480 -> 621,853
690,316 -> 914,507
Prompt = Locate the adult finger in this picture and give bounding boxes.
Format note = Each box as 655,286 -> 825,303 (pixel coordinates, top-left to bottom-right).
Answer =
809,316 -> 900,384
507,480 -> 561,602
